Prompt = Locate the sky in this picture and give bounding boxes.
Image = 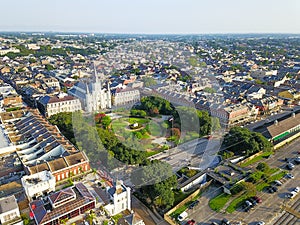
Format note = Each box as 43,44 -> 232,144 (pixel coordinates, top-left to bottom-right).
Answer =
0,0 -> 300,34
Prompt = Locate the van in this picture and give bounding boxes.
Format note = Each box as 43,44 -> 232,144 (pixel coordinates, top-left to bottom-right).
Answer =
177,211 -> 188,221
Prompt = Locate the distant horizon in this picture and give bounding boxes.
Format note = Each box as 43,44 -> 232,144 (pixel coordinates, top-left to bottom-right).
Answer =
0,0 -> 299,35
1,31 -> 300,36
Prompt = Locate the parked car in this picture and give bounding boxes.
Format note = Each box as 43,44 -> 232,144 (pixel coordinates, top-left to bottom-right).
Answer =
188,200 -> 199,209
287,163 -> 295,170
185,219 -> 196,225
286,173 -> 294,179
245,200 -> 253,207
178,211 -> 188,222
256,222 -> 265,225
294,157 -> 300,164
293,187 -> 300,193
211,222 -> 218,225
288,191 -> 297,199
221,219 -> 231,225
249,198 -> 258,206
274,180 -> 282,186
253,196 -> 262,203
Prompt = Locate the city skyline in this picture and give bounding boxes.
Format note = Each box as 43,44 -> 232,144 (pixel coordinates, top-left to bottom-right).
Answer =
1,0 -> 300,34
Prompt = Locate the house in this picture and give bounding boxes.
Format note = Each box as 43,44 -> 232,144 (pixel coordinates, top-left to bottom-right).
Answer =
0,195 -> 23,225
21,171 -> 56,201
105,180 -> 131,216
1,93 -> 23,109
29,183 -> 95,225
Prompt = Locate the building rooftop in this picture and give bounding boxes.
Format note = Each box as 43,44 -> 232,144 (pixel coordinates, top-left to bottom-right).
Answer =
30,183 -> 95,225
0,195 -> 18,214
22,171 -> 54,187
267,113 -> 300,138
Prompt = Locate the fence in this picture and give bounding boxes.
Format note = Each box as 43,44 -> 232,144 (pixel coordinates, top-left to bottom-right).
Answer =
164,180 -> 212,225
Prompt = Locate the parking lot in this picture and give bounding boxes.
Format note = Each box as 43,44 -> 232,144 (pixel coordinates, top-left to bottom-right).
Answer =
177,137 -> 300,225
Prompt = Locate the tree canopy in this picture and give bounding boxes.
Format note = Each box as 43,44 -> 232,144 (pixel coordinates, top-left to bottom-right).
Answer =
223,127 -> 272,156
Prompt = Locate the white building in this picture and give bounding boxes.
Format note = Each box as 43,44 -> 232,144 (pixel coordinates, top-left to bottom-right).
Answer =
21,171 -> 56,200
0,195 -> 23,225
0,48 -> 20,56
105,180 -> 131,216
112,88 -> 140,107
38,93 -> 82,117
68,66 -> 111,112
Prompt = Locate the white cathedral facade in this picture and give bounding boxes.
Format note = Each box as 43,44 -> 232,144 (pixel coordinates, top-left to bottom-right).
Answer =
68,66 -> 112,112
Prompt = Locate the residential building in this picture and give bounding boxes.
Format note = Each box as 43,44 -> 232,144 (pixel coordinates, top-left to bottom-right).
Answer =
38,93 -> 82,117
1,93 -> 23,109
0,195 -> 23,225
21,171 -> 56,200
0,48 -> 20,56
104,180 -> 131,216
0,109 -> 91,181
29,183 -> 95,225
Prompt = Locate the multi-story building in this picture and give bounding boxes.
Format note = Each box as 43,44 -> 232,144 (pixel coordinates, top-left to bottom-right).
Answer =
0,110 -> 91,182
21,171 -> 56,200
29,183 -> 95,225
38,93 -> 82,117
0,48 -> 20,56
111,88 -> 140,107
105,180 -> 131,216
0,195 -> 23,225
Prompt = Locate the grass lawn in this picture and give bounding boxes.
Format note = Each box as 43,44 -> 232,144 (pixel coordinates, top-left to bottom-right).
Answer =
256,182 -> 269,192
112,118 -> 128,131
268,171 -> 287,182
226,193 -> 253,213
240,151 -> 273,167
209,193 -> 231,212
128,117 -> 150,124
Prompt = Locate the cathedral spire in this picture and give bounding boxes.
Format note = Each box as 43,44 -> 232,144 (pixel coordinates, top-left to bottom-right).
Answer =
93,61 -> 102,89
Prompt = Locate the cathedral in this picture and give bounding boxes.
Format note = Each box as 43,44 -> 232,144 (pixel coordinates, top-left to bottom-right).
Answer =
68,65 -> 111,112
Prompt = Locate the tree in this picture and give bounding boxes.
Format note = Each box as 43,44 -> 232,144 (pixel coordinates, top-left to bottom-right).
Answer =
131,160 -> 177,209
142,77 -> 157,87
21,214 -> 30,225
60,218 -> 69,225
223,127 -> 272,156
101,116 -> 112,129
86,210 -> 96,225
256,162 -> 270,173
203,87 -> 216,94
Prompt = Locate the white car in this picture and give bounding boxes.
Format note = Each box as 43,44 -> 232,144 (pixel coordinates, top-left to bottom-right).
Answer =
293,187 -> 300,193
177,211 -> 188,222
274,180 -> 282,186
288,191 -> 297,199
